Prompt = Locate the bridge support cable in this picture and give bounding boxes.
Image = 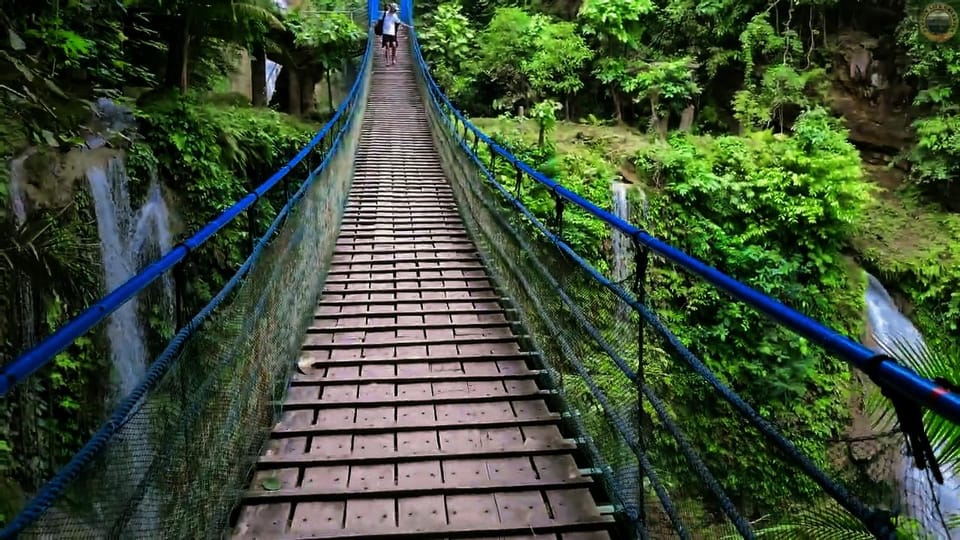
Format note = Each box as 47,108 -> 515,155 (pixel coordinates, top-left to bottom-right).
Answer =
1,30 -> 374,540
407,17 -> 905,540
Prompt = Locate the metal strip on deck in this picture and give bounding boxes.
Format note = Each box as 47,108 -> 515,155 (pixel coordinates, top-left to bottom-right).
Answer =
230,36 -> 614,540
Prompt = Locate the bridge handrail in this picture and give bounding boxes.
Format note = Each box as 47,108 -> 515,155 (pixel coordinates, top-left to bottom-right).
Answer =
0,31 -> 374,540
0,39 -> 369,399
404,24 -> 960,426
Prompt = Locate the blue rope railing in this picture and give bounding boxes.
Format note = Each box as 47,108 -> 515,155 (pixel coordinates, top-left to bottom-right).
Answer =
403,13 -> 944,538
0,38 -> 371,399
0,32 -> 374,540
400,12 -> 960,428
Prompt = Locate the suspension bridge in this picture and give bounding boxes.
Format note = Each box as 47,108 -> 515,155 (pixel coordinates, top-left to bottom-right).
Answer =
2,1 -> 959,538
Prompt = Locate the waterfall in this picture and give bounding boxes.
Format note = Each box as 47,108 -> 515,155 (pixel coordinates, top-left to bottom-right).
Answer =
9,150 -> 36,351
611,181 -> 632,285
10,149 -> 32,226
86,157 -> 173,400
86,156 -> 171,534
864,273 -> 960,538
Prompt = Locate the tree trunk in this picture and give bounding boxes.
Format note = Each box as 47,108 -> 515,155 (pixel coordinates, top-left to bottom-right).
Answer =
327,68 -> 334,112
251,44 -> 267,107
300,72 -> 316,116
611,87 -> 623,124
165,16 -> 191,91
288,69 -> 302,117
678,105 -> 695,132
649,95 -> 668,140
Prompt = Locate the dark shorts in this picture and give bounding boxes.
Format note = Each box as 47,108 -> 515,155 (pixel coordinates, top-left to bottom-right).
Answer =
381,34 -> 397,47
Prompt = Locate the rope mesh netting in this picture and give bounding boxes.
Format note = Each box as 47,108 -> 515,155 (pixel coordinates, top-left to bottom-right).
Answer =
405,16 -> 912,539
2,38 -> 372,540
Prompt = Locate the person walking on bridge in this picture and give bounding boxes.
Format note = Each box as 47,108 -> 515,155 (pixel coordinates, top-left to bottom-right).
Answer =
375,3 -> 411,66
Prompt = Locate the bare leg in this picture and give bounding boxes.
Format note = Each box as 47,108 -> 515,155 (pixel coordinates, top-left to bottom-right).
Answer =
391,42 -> 397,65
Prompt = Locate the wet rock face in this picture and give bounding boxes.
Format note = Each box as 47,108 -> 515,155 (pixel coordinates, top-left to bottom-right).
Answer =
829,30 -> 915,153
85,98 -> 137,149
19,146 -> 123,211
10,98 -> 136,217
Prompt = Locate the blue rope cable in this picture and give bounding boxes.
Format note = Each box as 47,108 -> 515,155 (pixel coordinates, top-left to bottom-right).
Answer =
0,33 -> 374,398
438,94 -> 754,538
408,30 -> 897,539
106,163 -> 325,535
406,32 -> 960,427
459,108 -> 893,536
415,52 -> 690,537
420,72 -> 654,539
0,40 -> 373,540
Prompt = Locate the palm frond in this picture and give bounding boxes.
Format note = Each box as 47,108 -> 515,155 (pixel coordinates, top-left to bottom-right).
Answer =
867,335 -> 960,468
0,206 -> 100,306
741,501 -> 900,540
196,0 -> 285,29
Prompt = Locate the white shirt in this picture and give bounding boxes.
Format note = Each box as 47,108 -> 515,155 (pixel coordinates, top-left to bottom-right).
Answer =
382,12 -> 401,36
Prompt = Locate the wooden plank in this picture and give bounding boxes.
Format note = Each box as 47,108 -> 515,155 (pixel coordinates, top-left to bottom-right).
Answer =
306,320 -> 509,334
291,370 -> 541,386
317,296 -> 502,307
302,335 -> 523,350
272,413 -> 563,437
277,516 -> 616,540
282,387 -> 546,409
319,285 -> 496,295
242,477 -> 594,503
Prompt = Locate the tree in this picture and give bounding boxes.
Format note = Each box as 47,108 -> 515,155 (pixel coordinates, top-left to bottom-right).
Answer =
133,0 -> 283,92
577,0 -> 653,122
284,0 -> 365,113
476,7 -> 593,116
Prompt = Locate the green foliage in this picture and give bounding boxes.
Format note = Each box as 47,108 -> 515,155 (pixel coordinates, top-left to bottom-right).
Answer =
417,2 -> 477,100
634,108 -> 871,509
852,184 -> 960,346
286,2 -> 365,68
897,4 -> 960,193
529,99 -> 562,147
733,12 -> 828,132
134,94 -> 315,303
478,123 -> 617,272
628,56 -> 701,117
739,498 -> 926,539
577,0 -> 654,48
868,337 -> 960,475
475,7 -> 593,110
0,204 -> 106,519
0,0 -> 359,526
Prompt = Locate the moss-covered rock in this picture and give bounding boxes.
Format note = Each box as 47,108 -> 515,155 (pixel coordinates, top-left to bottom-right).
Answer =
849,162 -> 960,351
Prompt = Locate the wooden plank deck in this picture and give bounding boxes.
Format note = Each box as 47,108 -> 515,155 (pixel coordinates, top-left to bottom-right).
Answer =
230,36 -> 615,540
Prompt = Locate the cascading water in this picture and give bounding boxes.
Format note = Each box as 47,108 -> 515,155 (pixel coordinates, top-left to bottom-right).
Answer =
610,180 -> 649,292
864,273 -> 959,538
9,150 -> 36,350
10,149 -> 31,226
86,155 -> 171,533
86,157 -> 173,399
611,181 -> 631,287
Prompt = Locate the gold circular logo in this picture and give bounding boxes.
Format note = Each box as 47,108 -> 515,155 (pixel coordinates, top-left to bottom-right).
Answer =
920,2 -> 959,42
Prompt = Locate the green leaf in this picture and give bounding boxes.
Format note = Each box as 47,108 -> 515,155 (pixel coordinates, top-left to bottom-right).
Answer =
41,130 -> 58,147
8,29 -> 26,51
261,477 -> 282,491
